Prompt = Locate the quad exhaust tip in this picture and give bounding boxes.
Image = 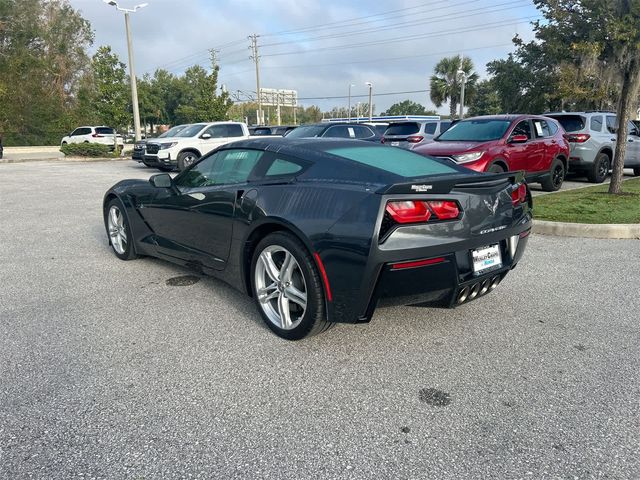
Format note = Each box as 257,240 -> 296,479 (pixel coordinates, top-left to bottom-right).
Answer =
457,275 -> 501,305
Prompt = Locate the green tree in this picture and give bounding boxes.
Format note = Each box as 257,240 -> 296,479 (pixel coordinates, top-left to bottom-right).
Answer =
381,100 -> 436,116
90,46 -> 129,131
0,0 -> 93,145
529,0 -> 640,194
430,55 -> 479,119
467,79 -> 502,116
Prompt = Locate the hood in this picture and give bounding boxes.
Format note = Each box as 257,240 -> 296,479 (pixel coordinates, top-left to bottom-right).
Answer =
146,136 -> 187,144
416,140 -> 496,156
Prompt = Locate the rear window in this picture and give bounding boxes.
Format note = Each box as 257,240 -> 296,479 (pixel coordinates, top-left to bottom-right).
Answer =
550,115 -> 585,132
424,123 -> 437,135
385,122 -> 420,136
326,146 -> 459,178
227,124 -> 245,137
95,127 -> 114,135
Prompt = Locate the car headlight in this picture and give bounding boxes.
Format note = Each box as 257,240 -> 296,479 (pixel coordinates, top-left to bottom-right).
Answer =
159,142 -> 178,150
452,151 -> 484,163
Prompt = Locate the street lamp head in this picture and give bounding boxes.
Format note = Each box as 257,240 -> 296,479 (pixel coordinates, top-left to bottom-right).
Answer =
365,82 -> 372,87
103,0 -> 118,6
133,3 -> 149,11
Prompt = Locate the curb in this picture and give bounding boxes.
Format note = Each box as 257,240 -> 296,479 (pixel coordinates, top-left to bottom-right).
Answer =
0,156 -> 129,164
533,219 -> 640,239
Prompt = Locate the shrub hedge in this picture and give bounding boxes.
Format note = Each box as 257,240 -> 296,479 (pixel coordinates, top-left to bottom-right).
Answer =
60,143 -> 118,157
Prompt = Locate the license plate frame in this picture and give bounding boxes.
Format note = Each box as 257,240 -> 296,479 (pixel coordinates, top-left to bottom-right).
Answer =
471,244 -> 502,275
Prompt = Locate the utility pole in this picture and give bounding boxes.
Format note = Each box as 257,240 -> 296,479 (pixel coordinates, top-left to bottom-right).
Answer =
249,34 -> 262,125
365,82 -> 373,122
348,83 -> 355,122
103,1 -> 148,142
276,90 -> 281,126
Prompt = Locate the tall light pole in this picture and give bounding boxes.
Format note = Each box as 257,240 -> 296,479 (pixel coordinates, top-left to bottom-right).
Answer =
457,54 -> 466,119
103,0 -> 148,142
348,83 -> 355,122
365,82 -> 373,122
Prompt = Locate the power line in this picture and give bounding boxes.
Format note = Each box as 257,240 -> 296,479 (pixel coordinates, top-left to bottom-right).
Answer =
260,0 -> 529,48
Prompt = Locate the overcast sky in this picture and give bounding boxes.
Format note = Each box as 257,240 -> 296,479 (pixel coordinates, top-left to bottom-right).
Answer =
69,0 -> 539,114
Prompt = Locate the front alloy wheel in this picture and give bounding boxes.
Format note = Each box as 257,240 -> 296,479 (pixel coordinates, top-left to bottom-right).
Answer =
105,199 -> 137,260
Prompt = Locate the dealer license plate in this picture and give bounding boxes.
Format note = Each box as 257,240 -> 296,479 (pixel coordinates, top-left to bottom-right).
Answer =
472,244 -> 502,274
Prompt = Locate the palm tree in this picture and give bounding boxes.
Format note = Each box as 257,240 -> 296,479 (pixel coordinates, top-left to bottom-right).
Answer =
430,55 -> 479,119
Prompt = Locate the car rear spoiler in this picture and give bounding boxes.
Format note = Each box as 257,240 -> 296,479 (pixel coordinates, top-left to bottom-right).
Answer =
377,170 -> 525,195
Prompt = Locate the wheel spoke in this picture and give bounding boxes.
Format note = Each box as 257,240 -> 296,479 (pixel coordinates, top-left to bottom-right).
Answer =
277,294 -> 292,329
120,228 -> 127,243
258,283 -> 279,303
285,285 -> 306,310
109,207 -> 118,227
280,252 -> 296,282
260,251 -> 280,282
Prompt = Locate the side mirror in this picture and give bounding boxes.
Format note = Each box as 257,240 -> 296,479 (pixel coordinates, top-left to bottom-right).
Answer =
201,133 -> 212,139
149,173 -> 172,188
509,134 -> 528,144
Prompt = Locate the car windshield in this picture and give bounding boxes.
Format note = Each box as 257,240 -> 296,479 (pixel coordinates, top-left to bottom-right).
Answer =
326,146 -> 460,178
174,124 -> 206,137
436,119 -> 512,142
549,115 -> 585,132
384,122 -> 420,136
159,125 -> 188,138
284,125 -> 326,138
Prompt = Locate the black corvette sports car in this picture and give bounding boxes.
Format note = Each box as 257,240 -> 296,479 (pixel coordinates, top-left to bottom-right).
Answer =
104,138 -> 532,340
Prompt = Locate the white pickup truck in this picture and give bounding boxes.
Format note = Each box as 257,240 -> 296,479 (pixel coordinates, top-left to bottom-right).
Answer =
143,121 -> 250,171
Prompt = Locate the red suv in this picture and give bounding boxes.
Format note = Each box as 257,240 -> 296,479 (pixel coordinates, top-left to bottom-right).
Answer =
413,115 -> 570,191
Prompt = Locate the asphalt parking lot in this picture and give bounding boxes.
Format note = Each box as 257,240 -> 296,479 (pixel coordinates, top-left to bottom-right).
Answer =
1,160 -> 639,479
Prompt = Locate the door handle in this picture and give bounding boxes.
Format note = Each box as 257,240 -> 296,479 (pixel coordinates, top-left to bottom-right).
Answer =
611,138 -> 617,142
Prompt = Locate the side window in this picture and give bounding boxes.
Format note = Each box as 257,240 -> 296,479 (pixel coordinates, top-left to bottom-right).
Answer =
353,126 -> 374,139
75,128 -> 90,136
590,115 -> 603,132
606,116 -> 617,134
227,124 -> 245,137
175,149 -> 263,188
424,123 -> 437,135
439,121 -> 452,133
547,120 -> 559,135
627,121 -> 639,136
512,120 -> 532,139
70,129 -> 81,136
532,119 -> 551,138
325,126 -> 353,138
266,158 -> 304,176
203,125 -> 227,138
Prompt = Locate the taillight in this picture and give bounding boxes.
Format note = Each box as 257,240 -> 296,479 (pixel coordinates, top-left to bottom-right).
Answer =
385,200 -> 460,224
386,201 -> 431,223
381,137 -> 385,144
511,183 -> 527,206
92,133 -> 104,138
407,135 -> 424,143
427,200 -> 460,220
564,133 -> 590,143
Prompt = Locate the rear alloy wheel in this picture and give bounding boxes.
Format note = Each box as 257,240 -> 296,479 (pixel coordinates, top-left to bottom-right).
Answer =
587,152 -> 610,183
251,232 -> 332,340
487,163 -> 505,173
106,199 -> 137,261
541,158 -> 565,192
177,151 -> 199,171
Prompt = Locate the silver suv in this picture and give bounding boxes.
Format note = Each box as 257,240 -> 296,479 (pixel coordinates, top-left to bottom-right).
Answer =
382,120 -> 452,149
547,111 -> 640,182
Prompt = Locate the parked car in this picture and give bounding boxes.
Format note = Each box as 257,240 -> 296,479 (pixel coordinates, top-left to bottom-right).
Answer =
285,123 -> 380,141
250,125 -> 297,137
61,126 -> 124,150
144,122 -> 250,171
546,111 -> 640,182
414,115 -> 570,192
104,138 -> 532,340
382,120 -> 452,149
133,124 -> 190,165
363,122 -> 390,136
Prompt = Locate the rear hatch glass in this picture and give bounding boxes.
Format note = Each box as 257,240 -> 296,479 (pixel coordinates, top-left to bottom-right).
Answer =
548,115 -> 585,132
96,127 -> 115,135
326,146 -> 460,178
384,122 -> 420,137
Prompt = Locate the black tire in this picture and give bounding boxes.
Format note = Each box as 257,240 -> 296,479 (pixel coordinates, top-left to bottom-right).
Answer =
250,231 -> 333,340
487,163 -> 505,173
541,158 -> 566,192
177,151 -> 200,171
633,167 -> 640,177
587,152 -> 610,183
105,198 -> 138,261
